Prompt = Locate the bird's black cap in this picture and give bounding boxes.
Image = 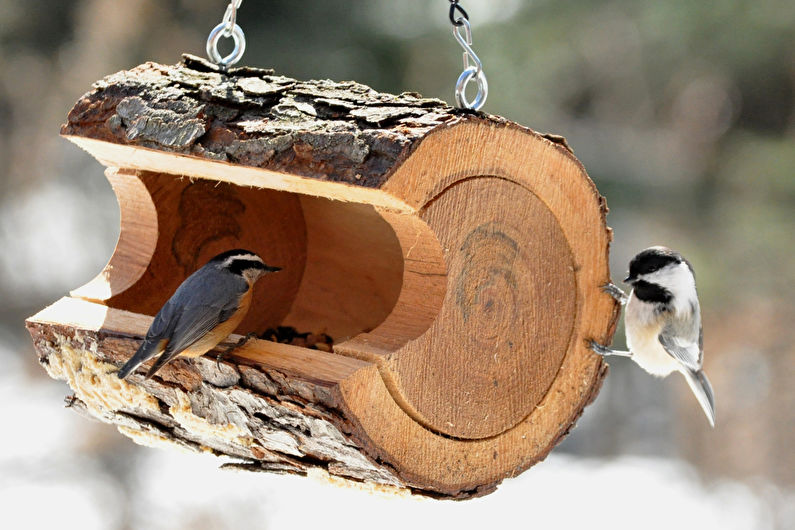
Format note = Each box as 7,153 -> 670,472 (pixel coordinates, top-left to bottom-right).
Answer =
625,246 -> 684,283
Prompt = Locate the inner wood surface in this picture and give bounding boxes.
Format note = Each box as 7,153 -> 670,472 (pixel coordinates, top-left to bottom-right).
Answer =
281,196 -> 404,343
105,171 -> 307,335
79,169 -> 408,344
332,210 -> 448,358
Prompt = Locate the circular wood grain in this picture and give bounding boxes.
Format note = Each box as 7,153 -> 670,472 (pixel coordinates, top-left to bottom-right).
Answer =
388,177 -> 577,439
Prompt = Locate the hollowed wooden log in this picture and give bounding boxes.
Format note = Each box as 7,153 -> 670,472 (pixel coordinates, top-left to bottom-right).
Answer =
26,55 -> 619,498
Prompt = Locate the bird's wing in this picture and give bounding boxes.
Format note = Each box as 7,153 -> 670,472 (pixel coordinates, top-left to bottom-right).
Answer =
144,272 -> 248,379
165,272 -> 247,354
143,346 -> 181,379
117,299 -> 182,378
658,301 -> 703,371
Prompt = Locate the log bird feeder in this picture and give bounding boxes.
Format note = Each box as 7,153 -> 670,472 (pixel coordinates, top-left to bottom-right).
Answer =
26,55 -> 619,499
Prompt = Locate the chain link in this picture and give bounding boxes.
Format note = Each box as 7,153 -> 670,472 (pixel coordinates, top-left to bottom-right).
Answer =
222,0 -> 243,36
207,0 -> 246,67
449,0 -> 469,26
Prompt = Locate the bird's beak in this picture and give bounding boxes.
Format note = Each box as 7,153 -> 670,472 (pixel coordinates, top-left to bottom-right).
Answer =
266,265 -> 282,273
624,274 -> 635,284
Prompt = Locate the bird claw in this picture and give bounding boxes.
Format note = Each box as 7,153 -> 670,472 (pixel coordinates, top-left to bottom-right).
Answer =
602,282 -> 628,305
589,340 -> 611,356
216,332 -> 259,370
588,339 -> 632,358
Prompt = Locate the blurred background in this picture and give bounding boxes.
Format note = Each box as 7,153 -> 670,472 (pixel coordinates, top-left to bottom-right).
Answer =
1,0 -> 793,528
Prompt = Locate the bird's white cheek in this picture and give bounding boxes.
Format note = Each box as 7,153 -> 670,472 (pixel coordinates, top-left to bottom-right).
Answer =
243,269 -> 261,285
643,262 -> 697,315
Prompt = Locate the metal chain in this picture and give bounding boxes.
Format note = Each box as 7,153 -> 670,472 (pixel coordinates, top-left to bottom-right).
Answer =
207,0 -> 246,67
449,0 -> 469,26
449,1 -> 487,110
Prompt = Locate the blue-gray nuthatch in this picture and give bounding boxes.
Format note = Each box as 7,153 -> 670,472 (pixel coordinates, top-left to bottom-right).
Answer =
118,249 -> 280,379
590,246 -> 716,427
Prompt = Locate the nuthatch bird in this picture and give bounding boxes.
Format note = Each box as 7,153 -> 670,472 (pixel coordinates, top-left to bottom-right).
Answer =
117,249 -> 281,380
590,246 -> 716,427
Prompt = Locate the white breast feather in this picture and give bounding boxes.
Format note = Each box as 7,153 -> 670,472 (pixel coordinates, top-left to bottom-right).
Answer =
625,296 -> 679,376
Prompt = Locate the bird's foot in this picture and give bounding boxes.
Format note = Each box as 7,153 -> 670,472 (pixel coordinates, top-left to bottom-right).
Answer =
588,340 -> 633,358
602,282 -> 628,305
216,332 -> 259,369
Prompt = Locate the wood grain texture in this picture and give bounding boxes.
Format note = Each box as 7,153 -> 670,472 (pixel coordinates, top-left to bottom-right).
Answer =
392,177 -> 576,439
281,197 -> 404,343
30,56 -> 621,498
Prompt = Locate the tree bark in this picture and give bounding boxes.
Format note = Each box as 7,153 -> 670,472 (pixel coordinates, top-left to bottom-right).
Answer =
62,54 -> 457,189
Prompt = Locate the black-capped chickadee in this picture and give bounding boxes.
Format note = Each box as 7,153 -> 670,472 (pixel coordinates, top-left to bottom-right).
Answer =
117,249 -> 281,380
590,246 -> 716,427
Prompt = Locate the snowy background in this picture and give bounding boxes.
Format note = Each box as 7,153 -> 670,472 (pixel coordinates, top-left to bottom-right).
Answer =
1,1 -> 793,528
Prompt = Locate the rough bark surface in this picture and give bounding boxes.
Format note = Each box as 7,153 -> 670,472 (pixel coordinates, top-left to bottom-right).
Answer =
27,318 -> 413,494
62,54 -> 460,188
63,54 -> 571,189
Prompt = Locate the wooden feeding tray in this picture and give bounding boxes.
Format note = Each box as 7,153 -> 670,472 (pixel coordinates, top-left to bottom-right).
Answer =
26,55 -> 619,498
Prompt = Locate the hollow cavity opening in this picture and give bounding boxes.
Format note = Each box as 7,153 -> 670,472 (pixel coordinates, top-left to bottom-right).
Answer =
84,172 -> 405,349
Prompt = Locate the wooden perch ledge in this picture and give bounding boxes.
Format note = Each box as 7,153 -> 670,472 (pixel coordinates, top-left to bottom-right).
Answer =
27,54 -> 619,499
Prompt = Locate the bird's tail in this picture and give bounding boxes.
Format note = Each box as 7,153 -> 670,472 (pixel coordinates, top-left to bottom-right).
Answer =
117,338 -> 167,379
682,368 -> 716,427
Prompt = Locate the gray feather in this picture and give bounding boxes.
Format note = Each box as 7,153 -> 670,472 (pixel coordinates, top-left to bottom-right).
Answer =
118,264 -> 247,379
117,300 -> 180,379
683,368 -> 716,427
658,299 -> 703,371
163,271 -> 246,354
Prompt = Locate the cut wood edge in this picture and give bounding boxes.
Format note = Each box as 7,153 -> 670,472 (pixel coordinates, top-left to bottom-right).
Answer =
336,353 -> 608,497
70,168 -> 157,302
64,135 -> 415,213
28,296 -> 369,385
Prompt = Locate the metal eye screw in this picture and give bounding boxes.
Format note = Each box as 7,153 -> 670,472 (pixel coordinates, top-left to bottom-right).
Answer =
451,16 -> 488,110
207,0 -> 246,67
456,65 -> 488,111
